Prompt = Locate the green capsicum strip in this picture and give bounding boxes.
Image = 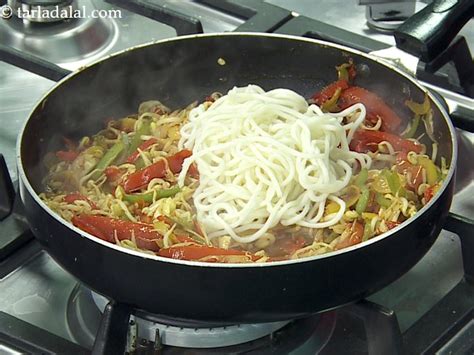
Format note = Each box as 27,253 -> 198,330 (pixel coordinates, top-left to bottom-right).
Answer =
355,187 -> 370,215
382,170 -> 406,197
362,222 -> 372,242
354,168 -> 368,187
403,114 -> 421,139
123,186 -> 181,204
405,94 -> 430,115
321,87 -> 342,112
417,156 -> 439,185
90,140 -> 125,180
376,193 -> 391,208
336,63 -> 351,81
125,120 -> 152,159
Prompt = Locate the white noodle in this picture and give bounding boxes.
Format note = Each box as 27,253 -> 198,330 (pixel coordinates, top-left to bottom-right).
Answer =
178,85 -> 370,243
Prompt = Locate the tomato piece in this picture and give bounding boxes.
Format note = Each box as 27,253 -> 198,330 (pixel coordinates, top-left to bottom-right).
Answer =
350,130 -> 423,154
64,193 -> 98,209
311,79 -> 349,106
396,161 -> 423,191
386,221 -> 401,230
394,152 -> 424,191
424,186 -> 435,203
56,150 -> 79,161
125,138 -> 158,164
122,150 -> 193,193
71,214 -> 162,251
158,245 -> 256,261
339,87 -> 403,133
335,222 -> 364,250
104,166 -> 123,182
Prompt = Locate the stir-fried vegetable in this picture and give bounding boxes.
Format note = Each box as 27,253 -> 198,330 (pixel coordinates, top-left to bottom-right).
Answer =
64,193 -> 98,209
405,94 -> 430,115
311,79 -> 349,106
336,62 -> 356,82
90,141 -> 125,181
40,61 -> 447,263
72,214 -> 163,251
56,150 -> 79,161
122,149 -> 192,193
125,137 -> 158,163
417,156 -> 439,185
376,193 -> 391,208
403,95 -> 430,138
382,169 -> 406,197
339,87 -> 403,133
335,222 -> 364,250
122,186 -> 181,204
350,130 -> 423,153
354,168 -> 368,187
158,244 -> 258,261
402,114 -> 421,139
356,187 -> 370,214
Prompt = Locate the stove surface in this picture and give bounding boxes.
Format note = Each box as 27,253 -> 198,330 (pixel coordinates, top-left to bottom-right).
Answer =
1,0 -> 474,353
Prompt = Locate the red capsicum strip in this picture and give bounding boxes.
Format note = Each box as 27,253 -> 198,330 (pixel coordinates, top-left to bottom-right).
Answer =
104,166 -> 123,182
350,129 -> 423,154
64,193 -> 98,209
158,244 -> 258,261
424,185 -> 436,203
386,221 -> 401,230
335,222 -> 364,250
56,150 -> 79,161
311,79 -> 349,106
338,86 -> 403,133
125,138 -> 158,163
122,149 -> 192,193
71,214 -> 162,251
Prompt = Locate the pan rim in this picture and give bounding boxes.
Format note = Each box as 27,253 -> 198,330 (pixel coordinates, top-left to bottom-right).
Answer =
16,31 -> 458,269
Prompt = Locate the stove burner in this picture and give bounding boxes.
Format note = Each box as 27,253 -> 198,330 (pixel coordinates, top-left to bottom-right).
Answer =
66,285 -> 337,352
0,0 -> 117,67
90,290 -> 290,348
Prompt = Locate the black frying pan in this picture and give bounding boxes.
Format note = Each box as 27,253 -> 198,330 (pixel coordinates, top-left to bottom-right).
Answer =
16,32 -> 457,323
15,1 -> 473,324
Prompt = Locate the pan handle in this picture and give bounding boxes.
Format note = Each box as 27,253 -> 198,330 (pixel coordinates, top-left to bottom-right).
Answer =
0,44 -> 71,82
394,0 -> 474,62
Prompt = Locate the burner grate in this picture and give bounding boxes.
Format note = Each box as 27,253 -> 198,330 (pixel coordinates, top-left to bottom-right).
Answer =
196,0 -> 292,33
105,0 -> 203,36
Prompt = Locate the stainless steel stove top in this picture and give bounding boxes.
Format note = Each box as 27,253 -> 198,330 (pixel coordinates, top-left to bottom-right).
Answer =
1,1 -> 473,353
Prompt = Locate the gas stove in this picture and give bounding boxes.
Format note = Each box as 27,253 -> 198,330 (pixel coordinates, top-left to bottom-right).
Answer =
0,1 -> 474,354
